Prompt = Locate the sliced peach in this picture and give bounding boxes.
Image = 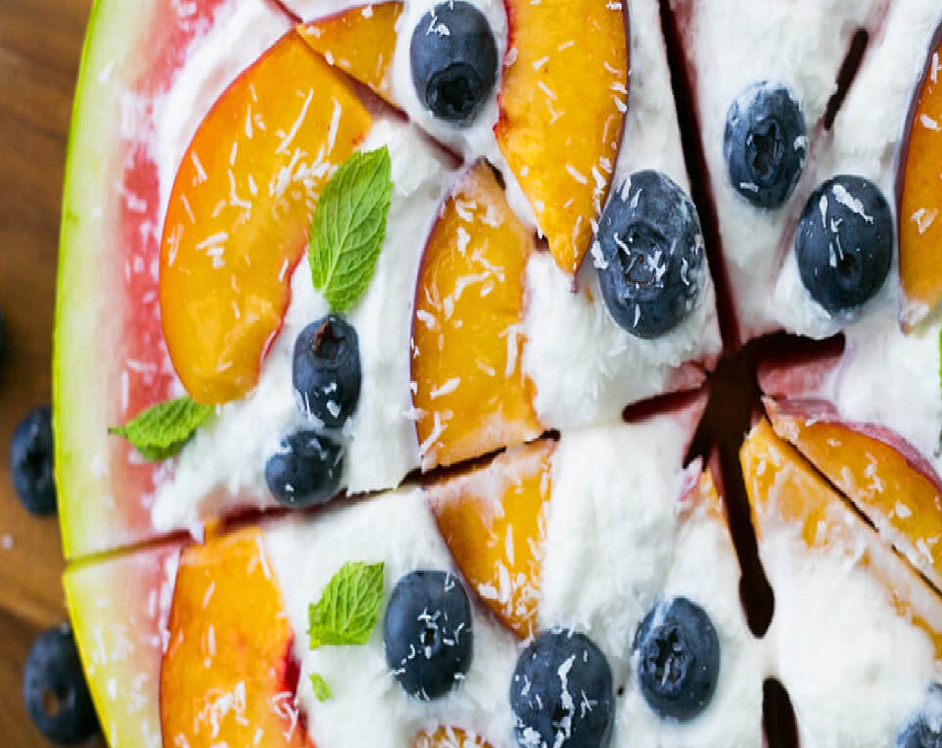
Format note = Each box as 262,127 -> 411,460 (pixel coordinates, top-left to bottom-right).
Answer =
297,3 -> 402,105
741,419 -> 942,655
764,397 -> 942,591
495,0 -> 628,274
414,726 -> 496,748
160,526 -> 307,748
159,30 -> 371,404
426,439 -> 554,638
898,21 -> 942,327
412,162 -> 542,469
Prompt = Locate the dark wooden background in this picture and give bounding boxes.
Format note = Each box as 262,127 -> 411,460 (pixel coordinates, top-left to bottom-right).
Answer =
1,0 -> 105,745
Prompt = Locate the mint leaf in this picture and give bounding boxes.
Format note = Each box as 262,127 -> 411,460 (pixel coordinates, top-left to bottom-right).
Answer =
109,396 -> 213,461
308,147 -> 392,312
309,671 -> 332,702
308,561 -> 384,648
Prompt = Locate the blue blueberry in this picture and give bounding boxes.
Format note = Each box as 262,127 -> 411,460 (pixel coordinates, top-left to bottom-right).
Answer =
596,170 -> 705,339
633,597 -> 720,722
384,570 -> 473,699
724,81 -> 807,208
897,684 -> 942,748
264,430 -> 343,509
410,1 -> 498,124
795,175 -> 893,318
23,625 -> 98,746
510,628 -> 615,748
293,315 -> 361,429
12,406 -> 56,515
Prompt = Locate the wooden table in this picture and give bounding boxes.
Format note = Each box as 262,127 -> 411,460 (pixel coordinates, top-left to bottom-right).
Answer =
0,1 -> 105,745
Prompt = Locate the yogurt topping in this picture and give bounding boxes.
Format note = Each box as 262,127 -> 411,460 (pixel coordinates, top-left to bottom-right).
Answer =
541,420 -> 764,748
686,0 -> 886,340
151,119 -> 451,531
522,0 -> 722,430
149,0 -> 720,530
263,489 -> 520,748
264,418 -> 765,748
760,512 -> 941,748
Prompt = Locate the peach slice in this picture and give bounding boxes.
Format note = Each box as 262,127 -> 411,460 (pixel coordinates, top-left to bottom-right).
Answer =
160,526 -> 307,748
764,397 -> 942,592
898,21 -> 942,327
426,439 -> 554,638
414,726 -> 495,748
159,30 -> 371,404
495,0 -> 628,274
741,418 -> 942,656
297,3 -> 402,105
411,162 -> 542,470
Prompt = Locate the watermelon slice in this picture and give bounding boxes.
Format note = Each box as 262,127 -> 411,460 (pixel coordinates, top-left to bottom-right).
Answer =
64,538 -> 183,748
55,0 -> 292,559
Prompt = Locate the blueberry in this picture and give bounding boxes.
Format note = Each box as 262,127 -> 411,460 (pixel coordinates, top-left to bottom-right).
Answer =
264,430 -> 343,509
795,175 -> 893,318
897,684 -> 942,748
23,625 -> 98,745
384,570 -> 473,699
510,628 -> 615,748
724,81 -> 807,208
410,1 -> 498,124
293,315 -> 361,429
633,597 -> 720,722
12,405 -> 56,515
596,170 -> 705,338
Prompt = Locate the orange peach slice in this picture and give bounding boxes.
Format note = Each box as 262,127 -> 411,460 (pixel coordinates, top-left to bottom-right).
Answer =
741,419 -> 942,656
426,439 -> 554,638
415,726 -> 496,748
160,527 -> 307,748
159,30 -> 371,404
297,3 -> 402,105
495,0 -> 628,274
899,22 -> 942,327
764,397 -> 942,592
412,162 -> 542,469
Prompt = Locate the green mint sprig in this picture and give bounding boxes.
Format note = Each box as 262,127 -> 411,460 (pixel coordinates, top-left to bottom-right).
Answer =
306,561 -> 385,701
308,147 -> 393,313
109,396 -> 213,461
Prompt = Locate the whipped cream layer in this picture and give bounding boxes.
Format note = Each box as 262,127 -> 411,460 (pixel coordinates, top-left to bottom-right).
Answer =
148,0 -> 721,531
260,418 -> 764,748
541,419 -> 765,748
760,509 -> 942,748
264,489 -> 520,748
151,119 -> 450,531
522,0 -> 722,430
772,0 -> 942,338
683,0 -> 885,340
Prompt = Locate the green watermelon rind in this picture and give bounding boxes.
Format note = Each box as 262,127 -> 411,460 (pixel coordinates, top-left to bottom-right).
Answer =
55,0 -> 162,560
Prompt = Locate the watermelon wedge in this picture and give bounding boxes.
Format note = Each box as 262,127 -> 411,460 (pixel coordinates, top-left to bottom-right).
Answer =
55,0 -> 291,559
64,538 -> 184,748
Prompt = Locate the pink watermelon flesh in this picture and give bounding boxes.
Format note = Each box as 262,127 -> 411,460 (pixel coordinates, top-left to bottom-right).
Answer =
56,0 -> 292,559
64,537 -> 184,748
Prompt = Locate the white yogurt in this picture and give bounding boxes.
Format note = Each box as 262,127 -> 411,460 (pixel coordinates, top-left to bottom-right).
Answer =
760,513 -> 941,748
149,0 -> 720,530
151,120 -> 451,531
683,0 -> 887,340
259,418 -> 764,748
264,488 -> 521,748
772,0 -> 942,337
539,420 -> 765,747
521,0 -> 722,430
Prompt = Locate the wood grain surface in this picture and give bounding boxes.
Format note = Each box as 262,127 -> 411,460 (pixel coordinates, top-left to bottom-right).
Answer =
0,0 -> 105,745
